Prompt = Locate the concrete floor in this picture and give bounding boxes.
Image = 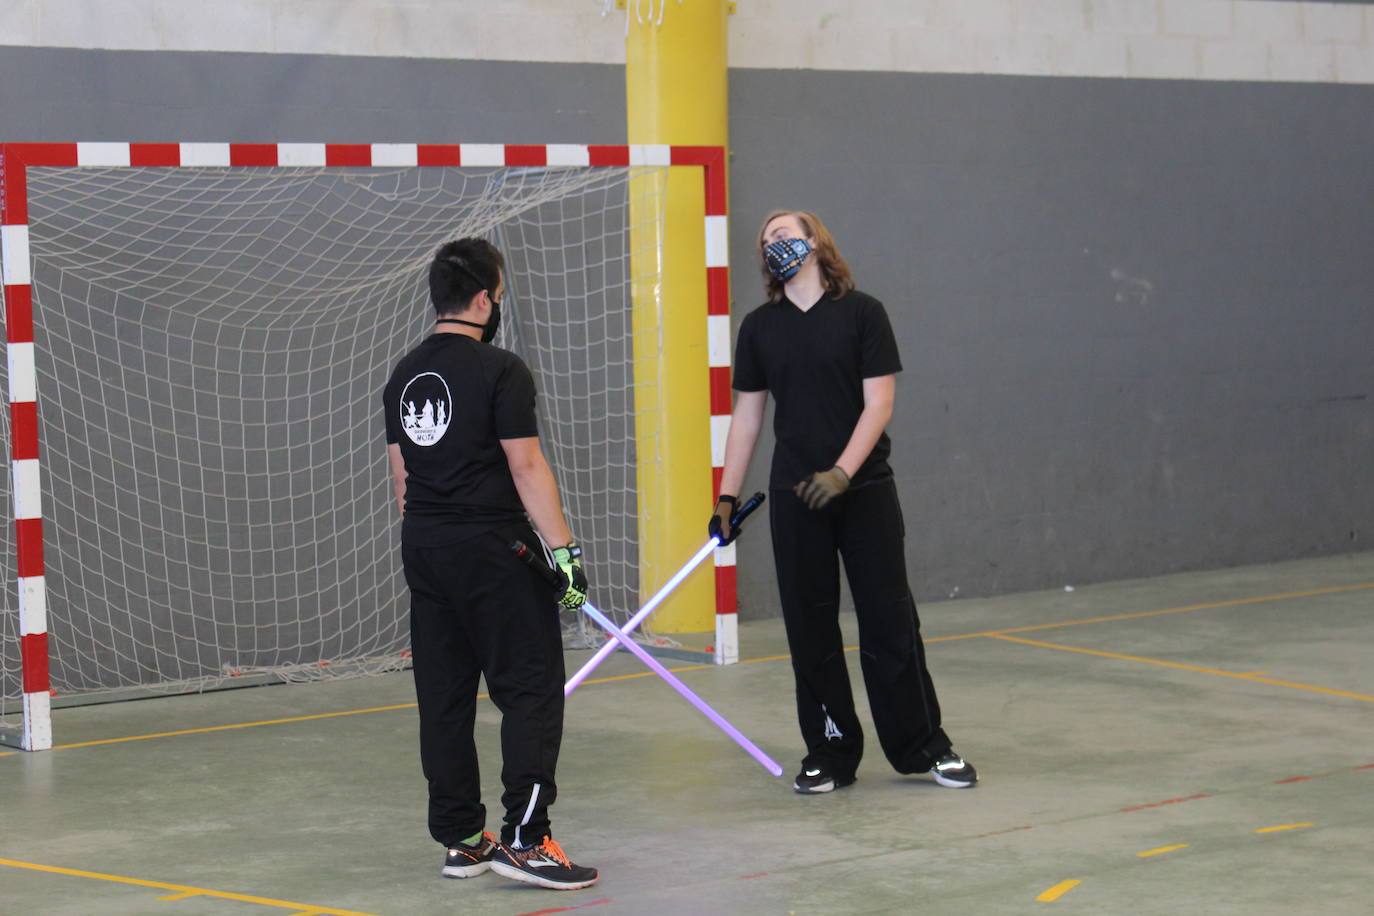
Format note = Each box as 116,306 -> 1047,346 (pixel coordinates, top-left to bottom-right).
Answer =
3,551 -> 1372,915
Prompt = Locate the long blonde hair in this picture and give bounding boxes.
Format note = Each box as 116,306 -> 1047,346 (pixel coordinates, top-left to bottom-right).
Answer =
757,209 -> 855,304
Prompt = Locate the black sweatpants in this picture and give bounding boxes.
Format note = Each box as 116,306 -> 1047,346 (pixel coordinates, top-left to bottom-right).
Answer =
402,523 -> 565,848
769,478 -> 951,781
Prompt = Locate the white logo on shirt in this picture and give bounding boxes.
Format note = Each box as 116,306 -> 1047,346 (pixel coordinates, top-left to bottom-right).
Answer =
399,372 -> 453,446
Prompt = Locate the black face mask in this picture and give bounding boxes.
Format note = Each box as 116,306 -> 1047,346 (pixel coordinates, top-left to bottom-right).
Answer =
438,295 -> 500,343
482,298 -> 501,343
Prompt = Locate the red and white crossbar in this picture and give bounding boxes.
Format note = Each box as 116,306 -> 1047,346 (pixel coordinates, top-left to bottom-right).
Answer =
0,142 -> 735,750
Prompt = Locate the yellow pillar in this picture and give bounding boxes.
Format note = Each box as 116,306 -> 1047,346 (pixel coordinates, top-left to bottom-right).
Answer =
626,1 -> 729,633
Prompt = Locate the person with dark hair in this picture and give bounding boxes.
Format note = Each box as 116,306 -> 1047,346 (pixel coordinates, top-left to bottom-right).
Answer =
709,211 -> 978,795
383,237 -> 598,891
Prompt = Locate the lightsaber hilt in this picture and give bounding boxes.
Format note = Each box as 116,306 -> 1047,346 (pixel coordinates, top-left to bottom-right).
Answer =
511,539 -> 566,591
725,490 -> 766,535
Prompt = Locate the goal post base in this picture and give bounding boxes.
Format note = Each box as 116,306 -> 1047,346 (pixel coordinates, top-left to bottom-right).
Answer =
0,691 -> 51,751
0,724 -> 23,751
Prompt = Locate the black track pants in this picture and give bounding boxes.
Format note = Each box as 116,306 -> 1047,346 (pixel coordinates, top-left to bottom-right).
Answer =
769,478 -> 951,780
403,525 -> 565,848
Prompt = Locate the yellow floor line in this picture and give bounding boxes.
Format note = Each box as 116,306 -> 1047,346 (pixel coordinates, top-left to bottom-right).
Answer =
991,635 -> 1374,702
1255,823 -> 1314,834
32,662 -> 714,751
1036,878 -> 1081,901
0,857 -> 380,916
48,702 -> 422,750
1137,844 -> 1190,857
10,578 -> 1370,754
930,581 -> 1374,643
578,664 -> 713,686
38,659 -> 734,751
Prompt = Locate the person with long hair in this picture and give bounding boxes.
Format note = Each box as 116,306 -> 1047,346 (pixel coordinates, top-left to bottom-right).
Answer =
709,210 -> 977,794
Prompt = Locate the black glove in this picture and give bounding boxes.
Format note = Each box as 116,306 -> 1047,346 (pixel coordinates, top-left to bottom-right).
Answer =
551,543 -> 588,610
708,494 -> 739,546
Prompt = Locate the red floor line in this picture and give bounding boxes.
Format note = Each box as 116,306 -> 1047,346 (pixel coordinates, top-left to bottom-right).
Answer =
1277,762 -> 1374,783
973,825 -> 1033,839
1120,794 -> 1211,813
973,766 -> 1369,845
513,899 -> 613,916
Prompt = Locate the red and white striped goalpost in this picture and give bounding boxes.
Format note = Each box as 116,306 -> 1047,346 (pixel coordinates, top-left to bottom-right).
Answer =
0,141 -> 736,752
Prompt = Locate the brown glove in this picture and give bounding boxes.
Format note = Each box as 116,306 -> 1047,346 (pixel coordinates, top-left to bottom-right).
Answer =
795,466 -> 850,510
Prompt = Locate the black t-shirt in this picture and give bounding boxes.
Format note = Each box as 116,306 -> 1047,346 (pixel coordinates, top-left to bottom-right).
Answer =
383,333 -> 538,546
732,288 -> 903,491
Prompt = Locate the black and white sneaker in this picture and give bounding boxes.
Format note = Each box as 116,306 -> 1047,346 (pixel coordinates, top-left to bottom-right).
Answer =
929,751 -> 978,788
489,837 -> 599,890
442,831 -> 496,878
793,764 -> 855,794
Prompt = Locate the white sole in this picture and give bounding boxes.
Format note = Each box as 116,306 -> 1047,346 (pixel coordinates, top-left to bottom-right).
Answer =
793,781 -> 836,793
442,862 -> 491,878
489,860 -> 599,890
930,771 -> 976,788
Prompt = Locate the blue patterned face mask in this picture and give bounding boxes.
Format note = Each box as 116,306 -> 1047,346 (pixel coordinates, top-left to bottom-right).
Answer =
763,237 -> 813,282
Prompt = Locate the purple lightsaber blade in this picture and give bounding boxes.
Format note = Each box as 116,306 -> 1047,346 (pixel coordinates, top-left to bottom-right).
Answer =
563,491 -> 766,696
564,538 -> 718,696
578,600 -> 783,777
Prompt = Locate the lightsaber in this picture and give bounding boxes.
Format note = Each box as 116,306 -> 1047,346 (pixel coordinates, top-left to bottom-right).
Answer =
562,491 -> 766,696
564,540 -> 711,694
511,522 -> 782,778
577,600 -> 783,776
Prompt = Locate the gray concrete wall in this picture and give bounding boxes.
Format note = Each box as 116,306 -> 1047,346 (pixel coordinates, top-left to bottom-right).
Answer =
0,46 -> 624,143
728,71 -> 1374,613
3,46 -> 1372,623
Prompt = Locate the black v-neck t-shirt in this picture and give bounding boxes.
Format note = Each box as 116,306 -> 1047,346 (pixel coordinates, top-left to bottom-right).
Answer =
383,333 -> 538,546
732,288 -> 902,491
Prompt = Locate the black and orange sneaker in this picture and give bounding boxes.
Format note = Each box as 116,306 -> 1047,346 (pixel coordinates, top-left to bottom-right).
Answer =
442,831 -> 496,878
489,837 -> 599,890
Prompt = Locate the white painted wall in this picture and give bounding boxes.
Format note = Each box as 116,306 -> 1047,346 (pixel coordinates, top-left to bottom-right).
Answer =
0,0 -> 1371,82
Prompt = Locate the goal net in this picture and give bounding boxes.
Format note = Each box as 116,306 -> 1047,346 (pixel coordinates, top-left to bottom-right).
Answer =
1,155 -> 676,724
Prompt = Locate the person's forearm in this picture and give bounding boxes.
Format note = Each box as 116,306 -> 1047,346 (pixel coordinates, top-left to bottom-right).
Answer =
387,444 -> 407,518
834,400 -> 893,478
511,458 -> 574,547
719,413 -> 762,496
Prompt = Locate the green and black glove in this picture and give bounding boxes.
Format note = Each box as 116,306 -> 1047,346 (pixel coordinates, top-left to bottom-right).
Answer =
552,542 -> 588,610
795,466 -> 850,510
